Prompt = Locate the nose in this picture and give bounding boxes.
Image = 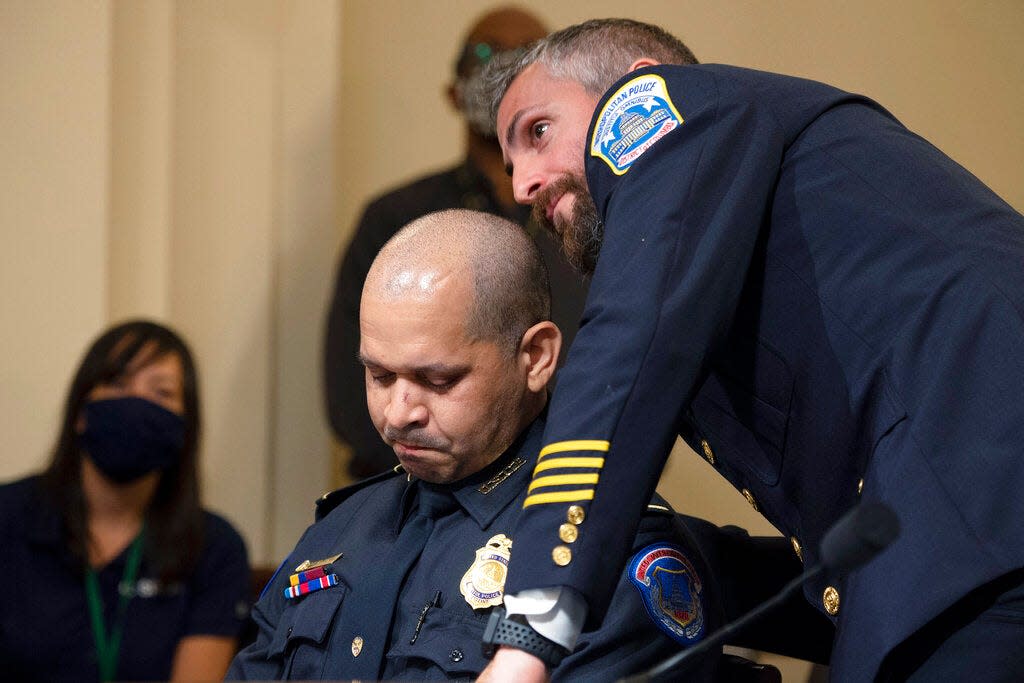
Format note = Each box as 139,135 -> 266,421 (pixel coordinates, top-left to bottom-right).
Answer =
512,159 -> 546,206
383,379 -> 429,431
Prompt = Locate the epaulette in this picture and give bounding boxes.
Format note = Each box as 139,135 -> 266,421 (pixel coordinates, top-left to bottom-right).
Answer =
314,465 -> 405,521
645,493 -> 676,516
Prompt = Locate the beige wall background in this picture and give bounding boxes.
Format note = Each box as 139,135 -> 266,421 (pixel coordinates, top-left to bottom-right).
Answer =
2,0 -> 1021,624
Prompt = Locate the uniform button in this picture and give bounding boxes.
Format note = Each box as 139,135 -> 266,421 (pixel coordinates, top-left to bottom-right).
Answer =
351,636 -> 364,657
559,523 -> 578,543
741,488 -> 759,512
449,648 -> 464,662
567,505 -> 585,525
857,478 -> 864,495
286,626 -> 293,637
700,439 -> 715,465
823,586 -> 840,616
552,545 -> 572,566
790,536 -> 803,563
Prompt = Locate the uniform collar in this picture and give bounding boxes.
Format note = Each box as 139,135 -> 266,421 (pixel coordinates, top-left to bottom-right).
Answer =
400,411 -> 546,531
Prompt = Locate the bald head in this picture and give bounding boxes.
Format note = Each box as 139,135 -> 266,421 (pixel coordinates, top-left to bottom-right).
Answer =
364,209 -> 551,355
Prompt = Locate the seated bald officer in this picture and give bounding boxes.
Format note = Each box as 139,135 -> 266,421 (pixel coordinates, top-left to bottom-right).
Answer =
229,209 -> 811,681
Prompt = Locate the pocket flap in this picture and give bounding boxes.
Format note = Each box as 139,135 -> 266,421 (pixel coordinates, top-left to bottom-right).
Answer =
267,584 -> 347,657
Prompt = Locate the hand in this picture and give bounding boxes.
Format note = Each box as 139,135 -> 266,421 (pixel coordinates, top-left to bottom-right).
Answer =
477,646 -> 550,683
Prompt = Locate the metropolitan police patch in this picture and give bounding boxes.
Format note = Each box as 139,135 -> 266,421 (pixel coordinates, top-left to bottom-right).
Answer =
628,543 -> 705,644
590,74 -> 683,175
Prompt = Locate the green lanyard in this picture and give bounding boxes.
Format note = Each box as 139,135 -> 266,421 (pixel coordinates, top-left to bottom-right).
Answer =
85,531 -> 145,683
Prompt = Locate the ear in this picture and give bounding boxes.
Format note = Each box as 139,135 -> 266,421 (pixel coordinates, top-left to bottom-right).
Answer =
628,58 -> 661,72
446,82 -> 463,112
518,321 -> 562,393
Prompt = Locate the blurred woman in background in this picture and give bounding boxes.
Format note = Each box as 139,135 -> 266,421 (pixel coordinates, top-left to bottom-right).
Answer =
0,320 -> 250,682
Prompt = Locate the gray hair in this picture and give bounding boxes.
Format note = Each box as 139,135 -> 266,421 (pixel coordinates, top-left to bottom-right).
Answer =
473,18 -> 699,130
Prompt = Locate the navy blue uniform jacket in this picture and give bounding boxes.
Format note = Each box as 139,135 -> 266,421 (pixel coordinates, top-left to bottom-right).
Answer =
228,415 -> 726,681
506,64 -> 1024,681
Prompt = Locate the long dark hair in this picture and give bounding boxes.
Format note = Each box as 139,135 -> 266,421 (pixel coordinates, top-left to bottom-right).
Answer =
42,320 -> 205,582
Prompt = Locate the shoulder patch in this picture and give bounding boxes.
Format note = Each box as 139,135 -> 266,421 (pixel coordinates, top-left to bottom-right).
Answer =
628,543 -> 705,644
590,73 -> 683,175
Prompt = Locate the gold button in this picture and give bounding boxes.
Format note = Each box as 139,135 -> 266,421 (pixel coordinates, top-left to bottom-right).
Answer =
559,523 -> 578,543
741,488 -> 759,512
790,536 -> 803,562
700,439 -> 715,465
552,545 -> 572,566
567,505 -> 585,525
857,478 -> 864,495
823,586 -> 840,615
351,635 -> 364,657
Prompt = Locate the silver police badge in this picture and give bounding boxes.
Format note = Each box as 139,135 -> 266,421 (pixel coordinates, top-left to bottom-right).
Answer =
460,534 -> 512,609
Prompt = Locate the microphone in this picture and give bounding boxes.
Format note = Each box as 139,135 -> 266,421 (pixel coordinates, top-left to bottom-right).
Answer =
619,501 -> 900,683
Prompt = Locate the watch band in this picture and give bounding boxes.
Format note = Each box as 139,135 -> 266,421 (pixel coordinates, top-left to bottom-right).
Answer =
482,606 -> 571,668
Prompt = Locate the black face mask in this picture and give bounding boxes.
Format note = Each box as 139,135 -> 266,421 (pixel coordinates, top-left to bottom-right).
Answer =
79,397 -> 186,484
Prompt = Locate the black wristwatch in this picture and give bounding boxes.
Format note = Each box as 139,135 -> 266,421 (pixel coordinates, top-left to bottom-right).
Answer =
482,606 -> 571,668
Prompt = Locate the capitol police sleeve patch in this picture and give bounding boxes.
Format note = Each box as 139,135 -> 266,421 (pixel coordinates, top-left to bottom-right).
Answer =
628,543 -> 706,644
590,73 -> 683,175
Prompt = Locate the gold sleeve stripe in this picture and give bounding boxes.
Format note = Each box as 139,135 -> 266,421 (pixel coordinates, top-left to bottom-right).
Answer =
528,473 -> 600,493
523,489 -> 595,508
533,457 -> 605,474
538,440 -> 610,459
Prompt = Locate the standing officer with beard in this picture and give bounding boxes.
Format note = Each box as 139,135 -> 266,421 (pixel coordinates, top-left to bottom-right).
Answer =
473,18 -> 1024,683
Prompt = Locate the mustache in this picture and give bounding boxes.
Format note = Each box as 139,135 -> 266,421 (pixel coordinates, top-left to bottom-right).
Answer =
382,426 -> 447,450
530,174 -> 587,233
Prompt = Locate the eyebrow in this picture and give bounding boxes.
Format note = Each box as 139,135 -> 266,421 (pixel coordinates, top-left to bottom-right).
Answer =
358,354 -> 470,377
504,108 -> 525,150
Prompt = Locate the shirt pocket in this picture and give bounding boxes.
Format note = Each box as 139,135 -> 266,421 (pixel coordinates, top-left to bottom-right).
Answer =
384,610 -> 489,680
267,584 -> 348,680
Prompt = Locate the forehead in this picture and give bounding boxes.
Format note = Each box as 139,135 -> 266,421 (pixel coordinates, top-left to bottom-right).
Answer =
360,273 -> 480,364
108,337 -> 181,377
498,63 -> 596,147
127,347 -> 183,379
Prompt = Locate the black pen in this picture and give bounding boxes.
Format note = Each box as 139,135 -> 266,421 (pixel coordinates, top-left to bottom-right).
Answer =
410,590 -> 442,644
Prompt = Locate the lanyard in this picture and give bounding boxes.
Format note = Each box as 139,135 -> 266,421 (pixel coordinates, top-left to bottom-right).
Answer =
85,530 -> 145,683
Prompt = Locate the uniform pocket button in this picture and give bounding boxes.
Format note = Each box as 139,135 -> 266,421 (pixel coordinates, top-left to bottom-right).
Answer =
449,648 -> 464,662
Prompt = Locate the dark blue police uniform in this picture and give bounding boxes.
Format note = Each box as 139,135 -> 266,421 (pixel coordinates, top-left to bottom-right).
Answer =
229,414 -> 734,681
0,476 -> 250,682
507,64 -> 1024,681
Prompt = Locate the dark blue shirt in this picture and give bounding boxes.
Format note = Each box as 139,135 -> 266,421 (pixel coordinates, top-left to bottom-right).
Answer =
0,476 -> 250,682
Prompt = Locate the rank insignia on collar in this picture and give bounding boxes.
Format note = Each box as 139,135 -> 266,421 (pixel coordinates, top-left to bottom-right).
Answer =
628,543 -> 705,644
294,552 -> 342,572
460,534 -> 512,609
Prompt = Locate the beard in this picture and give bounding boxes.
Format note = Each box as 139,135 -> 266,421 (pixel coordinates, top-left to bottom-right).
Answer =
531,173 -> 604,276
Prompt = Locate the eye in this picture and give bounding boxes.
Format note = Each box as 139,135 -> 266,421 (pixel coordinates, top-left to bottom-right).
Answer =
369,372 -> 395,385
422,374 -> 461,392
532,122 -> 549,140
